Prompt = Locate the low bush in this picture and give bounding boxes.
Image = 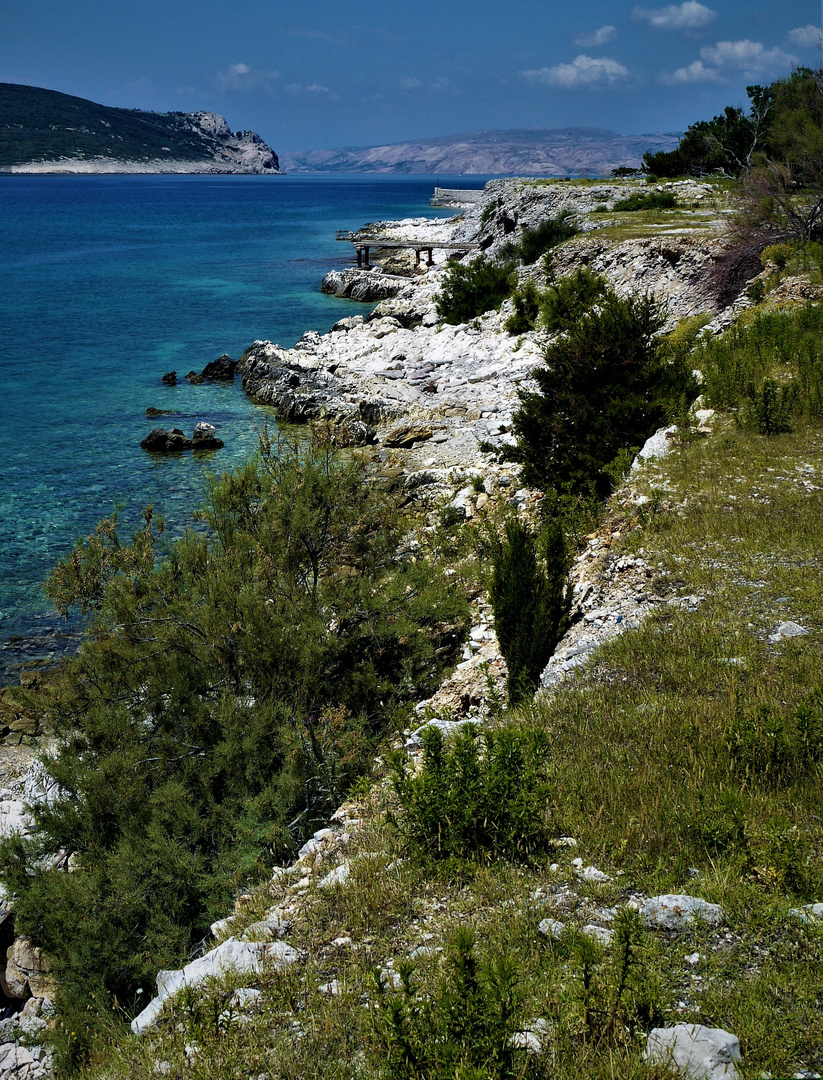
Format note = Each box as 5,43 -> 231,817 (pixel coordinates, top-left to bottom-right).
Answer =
698,303 -> 823,429
504,280 -> 542,334
721,688 -> 823,788
502,213 -> 577,264
612,191 -> 677,212
540,266 -> 606,333
436,258 -> 515,324
508,288 -> 697,497
373,927 -> 527,1080
389,723 -> 556,863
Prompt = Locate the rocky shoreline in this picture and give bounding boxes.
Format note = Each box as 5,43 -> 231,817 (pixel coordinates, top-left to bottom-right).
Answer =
237,178 -> 730,494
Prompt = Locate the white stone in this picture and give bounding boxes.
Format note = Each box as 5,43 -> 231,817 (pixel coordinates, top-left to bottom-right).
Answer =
318,862 -> 351,890
768,620 -> 809,643
319,979 -> 343,996
578,865 -> 611,883
633,426 -> 677,466
788,902 -> 823,923
230,987 -> 263,1010
131,938 -> 299,1033
644,1024 -> 741,1079
583,924 -> 615,945
642,895 -> 723,931
538,918 -> 565,939
405,716 -> 481,749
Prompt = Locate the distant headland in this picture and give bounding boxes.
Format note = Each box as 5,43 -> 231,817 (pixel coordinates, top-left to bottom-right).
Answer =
278,126 -> 682,177
0,83 -> 280,174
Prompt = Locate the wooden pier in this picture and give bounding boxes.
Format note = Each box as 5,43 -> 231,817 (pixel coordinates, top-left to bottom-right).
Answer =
336,231 -> 479,268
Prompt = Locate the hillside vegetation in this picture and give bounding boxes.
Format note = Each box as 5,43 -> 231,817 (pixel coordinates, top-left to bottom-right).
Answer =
0,83 -> 278,169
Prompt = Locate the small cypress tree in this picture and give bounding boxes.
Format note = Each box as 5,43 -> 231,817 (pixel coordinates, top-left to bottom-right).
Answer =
489,515 -> 572,704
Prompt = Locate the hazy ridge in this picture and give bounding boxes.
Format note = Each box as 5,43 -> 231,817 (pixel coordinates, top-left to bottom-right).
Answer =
279,126 -> 682,176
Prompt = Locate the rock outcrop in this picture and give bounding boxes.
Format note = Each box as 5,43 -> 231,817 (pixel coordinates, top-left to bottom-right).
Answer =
140,422 -> 224,452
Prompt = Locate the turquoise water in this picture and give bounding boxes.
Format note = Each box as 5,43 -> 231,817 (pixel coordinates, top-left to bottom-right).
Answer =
0,174 -> 486,680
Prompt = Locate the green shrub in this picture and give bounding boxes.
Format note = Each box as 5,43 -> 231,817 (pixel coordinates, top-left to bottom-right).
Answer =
699,304 -> 823,426
540,266 -> 607,333
436,258 -> 515,324
742,379 -> 799,435
502,213 -> 577,264
760,242 -> 794,269
489,515 -> 572,703
504,280 -> 542,334
390,723 -> 556,863
612,191 -> 677,212
373,927 -> 526,1080
509,288 -> 697,497
0,438 -> 468,1068
722,689 -> 823,788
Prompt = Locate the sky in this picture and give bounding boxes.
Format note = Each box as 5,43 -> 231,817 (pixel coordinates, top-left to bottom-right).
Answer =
2,0 -> 821,153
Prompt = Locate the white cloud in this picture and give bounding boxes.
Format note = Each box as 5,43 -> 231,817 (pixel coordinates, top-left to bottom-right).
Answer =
661,59 -> 724,83
633,2 -> 717,31
699,39 -> 797,73
400,76 -> 449,91
661,36 -> 798,85
523,54 -> 630,89
574,25 -> 617,47
787,24 -> 822,48
217,63 -> 280,91
284,83 -> 331,94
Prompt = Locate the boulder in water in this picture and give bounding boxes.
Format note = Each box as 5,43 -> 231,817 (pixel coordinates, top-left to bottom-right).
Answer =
201,354 -> 238,380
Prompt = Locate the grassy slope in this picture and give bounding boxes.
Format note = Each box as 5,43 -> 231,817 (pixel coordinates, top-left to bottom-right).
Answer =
82,317 -> 823,1077
0,83 -> 222,167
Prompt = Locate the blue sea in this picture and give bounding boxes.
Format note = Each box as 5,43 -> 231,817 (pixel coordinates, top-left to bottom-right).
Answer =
0,173 -> 488,682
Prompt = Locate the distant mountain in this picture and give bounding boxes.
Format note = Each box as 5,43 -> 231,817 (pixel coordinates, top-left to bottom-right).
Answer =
279,127 -> 682,177
0,83 -> 280,173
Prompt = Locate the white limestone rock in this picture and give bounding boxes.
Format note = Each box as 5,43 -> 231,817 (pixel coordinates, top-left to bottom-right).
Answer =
644,1024 -> 741,1079
405,716 -> 482,750
788,902 -> 823,923
131,938 -> 299,1034
642,895 -> 723,931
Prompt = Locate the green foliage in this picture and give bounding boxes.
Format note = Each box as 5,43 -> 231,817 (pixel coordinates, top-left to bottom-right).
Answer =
643,105 -> 756,178
721,688 -> 823,788
501,213 -> 577,264
390,723 -> 556,863
504,280 -> 542,335
0,82 -> 246,168
436,258 -> 515,325
611,191 -> 677,212
642,69 -> 823,184
509,288 -> 697,497
1,439 -> 467,1066
373,927 -> 526,1080
540,266 -> 607,333
488,515 -> 572,703
698,303 -> 823,429
760,242 -> 794,269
